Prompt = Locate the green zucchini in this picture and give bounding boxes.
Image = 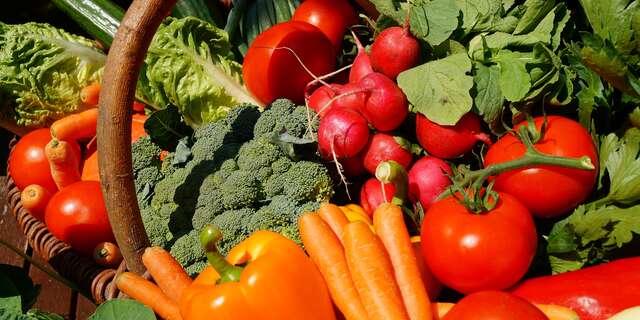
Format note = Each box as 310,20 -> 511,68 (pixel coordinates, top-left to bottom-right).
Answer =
52,0 -> 124,47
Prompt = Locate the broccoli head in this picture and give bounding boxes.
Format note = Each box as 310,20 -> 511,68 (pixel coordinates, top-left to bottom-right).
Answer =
141,208 -> 172,249
278,161 -> 334,202
211,208 -> 255,255
236,138 -> 284,172
131,136 -> 163,175
220,170 -> 262,209
252,99 -> 318,140
169,229 -> 205,271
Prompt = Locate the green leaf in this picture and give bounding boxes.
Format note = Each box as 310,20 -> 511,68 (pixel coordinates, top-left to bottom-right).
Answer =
0,265 -> 40,313
25,310 -> 64,320
397,53 -> 474,125
495,50 -> 531,101
578,0 -> 639,55
630,106 -> 640,128
172,138 -> 193,166
137,17 -> 258,127
0,22 -> 105,127
456,0 -> 516,34
88,300 -> 156,320
599,128 -> 640,205
367,0 -> 405,22
473,63 -> 504,130
409,0 -> 460,46
144,106 -> 193,151
513,0 -> 555,35
0,309 -> 33,320
0,273 -> 22,314
269,132 -> 317,161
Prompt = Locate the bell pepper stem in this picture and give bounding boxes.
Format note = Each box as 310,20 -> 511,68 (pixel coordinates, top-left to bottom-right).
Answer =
200,225 -> 243,284
375,160 -> 408,207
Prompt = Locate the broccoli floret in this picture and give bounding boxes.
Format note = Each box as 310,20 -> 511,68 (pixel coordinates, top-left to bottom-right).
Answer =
273,161 -> 334,202
220,170 -> 262,209
191,123 -> 228,161
271,157 -> 293,175
193,189 -> 225,230
219,104 -> 261,143
253,99 -> 318,140
257,167 -> 273,183
170,229 -> 205,268
184,260 -> 208,277
211,208 -> 255,255
249,196 -> 309,245
131,136 -> 163,175
286,105 -> 319,139
160,153 -> 177,176
141,209 -> 172,248
236,138 -> 284,172
135,167 -> 163,195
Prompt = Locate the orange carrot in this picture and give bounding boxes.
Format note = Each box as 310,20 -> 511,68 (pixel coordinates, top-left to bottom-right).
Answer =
80,83 -> 101,106
20,184 -> 52,221
50,108 -> 98,141
115,272 -> 183,320
93,242 -> 123,268
374,203 -> 433,320
318,203 -> 350,243
142,246 -> 192,303
343,221 -> 409,320
299,213 -> 368,320
45,139 -> 81,190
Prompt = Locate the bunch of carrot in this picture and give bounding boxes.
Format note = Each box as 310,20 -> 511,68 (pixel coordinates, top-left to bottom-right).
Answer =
116,247 -> 192,320
299,202 -> 433,320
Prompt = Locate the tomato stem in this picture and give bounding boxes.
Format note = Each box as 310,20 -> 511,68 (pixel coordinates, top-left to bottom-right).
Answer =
200,224 -> 243,284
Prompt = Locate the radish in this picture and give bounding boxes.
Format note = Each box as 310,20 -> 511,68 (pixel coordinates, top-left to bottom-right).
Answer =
307,83 -> 343,117
416,112 -> 491,159
363,133 -> 413,175
359,72 -> 409,131
340,150 -> 366,177
318,108 -> 370,159
371,25 -> 421,80
408,156 -> 453,211
360,177 -> 395,217
333,82 -> 367,112
349,31 -> 374,83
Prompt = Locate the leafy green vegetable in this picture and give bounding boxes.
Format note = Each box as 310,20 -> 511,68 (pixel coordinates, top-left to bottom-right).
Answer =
137,17 -> 260,127
88,300 -> 156,320
144,106 -> 193,151
456,0 -> 518,35
409,0 -> 460,46
398,53 -> 474,125
596,128 -> 640,205
495,49 -> 531,101
473,64 -> 504,130
0,22 -> 104,128
0,264 -> 63,320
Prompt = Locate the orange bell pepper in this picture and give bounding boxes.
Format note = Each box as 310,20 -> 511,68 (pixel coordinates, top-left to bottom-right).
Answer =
179,225 -> 336,320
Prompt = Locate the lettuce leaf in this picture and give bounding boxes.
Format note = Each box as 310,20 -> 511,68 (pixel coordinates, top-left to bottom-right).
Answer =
137,17 -> 259,127
0,22 -> 105,127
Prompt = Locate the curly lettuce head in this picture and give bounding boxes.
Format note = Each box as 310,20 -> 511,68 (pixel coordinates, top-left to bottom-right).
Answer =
0,22 -> 105,127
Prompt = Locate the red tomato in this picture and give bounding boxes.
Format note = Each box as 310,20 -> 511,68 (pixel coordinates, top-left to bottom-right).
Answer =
292,0 -> 358,51
45,181 -> 115,255
9,128 -> 80,194
421,192 -> 537,294
243,21 -> 336,105
443,291 -> 549,320
484,116 -> 598,218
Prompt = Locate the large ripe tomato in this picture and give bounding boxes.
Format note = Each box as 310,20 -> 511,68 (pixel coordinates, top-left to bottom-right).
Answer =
443,291 -> 549,320
484,116 -> 598,218
45,181 -> 115,255
421,192 -> 537,294
292,0 -> 358,51
9,128 -> 80,194
243,21 -> 336,105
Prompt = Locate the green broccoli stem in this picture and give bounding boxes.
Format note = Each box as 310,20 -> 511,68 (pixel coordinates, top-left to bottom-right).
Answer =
199,225 -> 243,284
375,160 -> 409,207
437,126 -> 596,209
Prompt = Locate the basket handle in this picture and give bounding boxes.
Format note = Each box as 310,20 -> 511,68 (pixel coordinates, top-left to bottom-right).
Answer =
97,0 -> 177,275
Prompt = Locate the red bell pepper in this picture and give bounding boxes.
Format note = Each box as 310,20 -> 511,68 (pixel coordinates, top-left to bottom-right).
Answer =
510,257 -> 640,320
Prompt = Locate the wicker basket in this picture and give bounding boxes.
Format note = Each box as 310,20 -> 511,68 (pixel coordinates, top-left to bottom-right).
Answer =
6,0 -> 178,304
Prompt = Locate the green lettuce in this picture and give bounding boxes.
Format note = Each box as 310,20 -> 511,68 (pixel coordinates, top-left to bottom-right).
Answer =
0,22 -> 105,128
137,17 -> 259,127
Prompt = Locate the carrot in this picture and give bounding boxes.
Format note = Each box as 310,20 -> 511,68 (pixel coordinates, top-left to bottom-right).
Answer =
20,184 -> 52,221
374,203 -> 433,320
115,272 -> 183,320
80,83 -> 101,106
299,213 -> 368,320
433,303 -> 454,320
93,242 -> 123,268
45,139 -> 81,190
50,108 -> 98,141
142,246 -> 192,303
343,221 -> 409,320
318,203 -> 350,243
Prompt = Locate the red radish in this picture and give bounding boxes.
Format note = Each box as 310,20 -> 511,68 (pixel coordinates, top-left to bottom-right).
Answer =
416,112 -> 491,159
307,83 -> 343,117
363,133 -> 413,175
359,72 -> 409,131
349,32 -> 374,83
318,108 -> 370,159
333,82 -> 367,112
341,151 -> 366,177
371,26 -> 421,80
360,177 -> 395,217
408,156 -> 453,211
